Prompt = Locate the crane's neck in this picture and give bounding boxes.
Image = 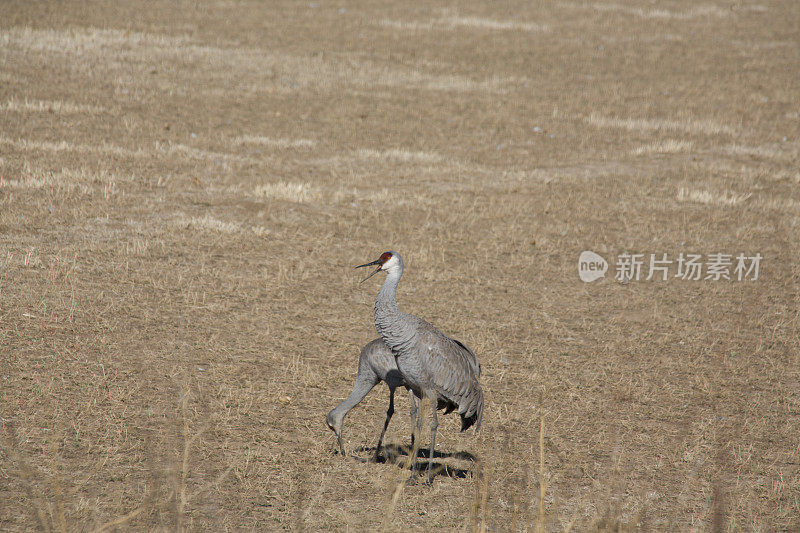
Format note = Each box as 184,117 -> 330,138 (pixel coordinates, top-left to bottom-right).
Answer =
374,266 -> 416,352
327,389 -> 364,429
376,267 -> 401,312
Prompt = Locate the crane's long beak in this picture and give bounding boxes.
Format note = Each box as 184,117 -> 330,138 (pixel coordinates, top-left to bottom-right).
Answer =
355,259 -> 382,283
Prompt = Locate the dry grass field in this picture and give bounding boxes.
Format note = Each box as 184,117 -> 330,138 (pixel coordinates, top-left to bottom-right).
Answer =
1,0 -> 799,530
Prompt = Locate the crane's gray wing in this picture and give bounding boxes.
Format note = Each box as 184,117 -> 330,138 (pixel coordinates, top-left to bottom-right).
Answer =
415,322 -> 484,423
451,338 -> 481,377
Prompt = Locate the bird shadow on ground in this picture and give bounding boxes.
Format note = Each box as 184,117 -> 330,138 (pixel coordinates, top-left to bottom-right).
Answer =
352,443 -> 477,480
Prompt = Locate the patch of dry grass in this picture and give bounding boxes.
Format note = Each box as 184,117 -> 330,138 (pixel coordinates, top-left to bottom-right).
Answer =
631,139 -> 693,156
584,2 -> 731,20
252,181 -> 322,203
0,162 -> 130,201
231,135 -> 317,149
380,13 -> 549,32
676,187 -> 752,206
0,136 -> 256,164
0,98 -> 107,114
0,26 -> 526,94
585,113 -> 735,136
172,213 -> 268,236
355,148 -> 443,164
723,143 -> 799,164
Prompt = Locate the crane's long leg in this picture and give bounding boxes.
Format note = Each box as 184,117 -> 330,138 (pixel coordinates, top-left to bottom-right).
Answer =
408,390 -> 417,452
373,387 -> 395,462
426,398 -> 439,486
408,396 -> 423,482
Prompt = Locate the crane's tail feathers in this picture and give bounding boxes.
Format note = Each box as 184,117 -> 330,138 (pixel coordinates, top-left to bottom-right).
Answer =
460,412 -> 477,432
459,396 -> 484,432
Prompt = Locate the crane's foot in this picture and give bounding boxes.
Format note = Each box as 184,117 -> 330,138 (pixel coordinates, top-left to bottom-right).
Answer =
406,474 -> 433,487
370,450 -> 385,463
424,464 -> 435,486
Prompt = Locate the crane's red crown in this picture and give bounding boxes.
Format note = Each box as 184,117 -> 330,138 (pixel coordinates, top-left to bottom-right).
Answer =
379,252 -> 393,264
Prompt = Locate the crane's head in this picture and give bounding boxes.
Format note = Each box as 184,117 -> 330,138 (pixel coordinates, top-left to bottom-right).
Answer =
326,409 -> 346,455
355,251 -> 401,283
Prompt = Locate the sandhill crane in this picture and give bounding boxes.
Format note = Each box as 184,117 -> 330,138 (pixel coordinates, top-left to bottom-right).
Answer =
326,338 -> 417,461
356,251 -> 484,485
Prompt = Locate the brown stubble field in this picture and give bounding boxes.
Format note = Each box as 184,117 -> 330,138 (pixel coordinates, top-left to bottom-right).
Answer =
1,0 -> 799,530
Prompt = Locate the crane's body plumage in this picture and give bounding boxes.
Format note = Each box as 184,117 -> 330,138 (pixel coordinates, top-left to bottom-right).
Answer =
325,336 -> 479,460
363,250 -> 484,484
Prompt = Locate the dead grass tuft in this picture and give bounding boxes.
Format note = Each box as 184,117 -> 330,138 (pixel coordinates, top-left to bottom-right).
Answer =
676,187 -> 752,206
231,135 -> 317,149
586,113 -> 735,136
560,2 -> 740,19
0,161 -> 128,199
0,26 -> 525,94
631,139 -> 693,156
356,148 -> 443,164
723,143 -> 799,164
380,14 -> 549,32
252,181 -> 322,203
1,97 -> 107,114
172,213 -> 267,235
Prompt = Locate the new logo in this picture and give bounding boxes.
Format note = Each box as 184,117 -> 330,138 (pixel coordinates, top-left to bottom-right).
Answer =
578,251 -> 608,282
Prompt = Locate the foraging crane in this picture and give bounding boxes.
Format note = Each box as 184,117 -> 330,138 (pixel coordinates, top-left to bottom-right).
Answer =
356,251 -> 484,485
326,338 -> 417,461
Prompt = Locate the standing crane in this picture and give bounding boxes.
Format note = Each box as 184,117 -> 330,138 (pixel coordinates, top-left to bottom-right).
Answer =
356,251 -> 484,485
326,338 -> 417,461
